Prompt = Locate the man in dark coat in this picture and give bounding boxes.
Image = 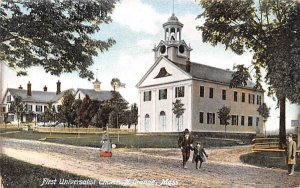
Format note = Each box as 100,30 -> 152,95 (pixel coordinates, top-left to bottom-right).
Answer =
178,128 -> 194,169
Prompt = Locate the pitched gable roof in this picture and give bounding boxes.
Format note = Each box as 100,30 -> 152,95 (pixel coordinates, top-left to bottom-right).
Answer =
171,60 -> 256,89
77,89 -> 113,101
3,88 -> 74,103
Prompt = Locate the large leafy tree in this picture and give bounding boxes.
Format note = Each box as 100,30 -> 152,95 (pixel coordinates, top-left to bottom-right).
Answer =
0,1 -> 117,80
198,0 -> 299,148
108,91 -> 128,128
9,95 -> 26,127
217,106 -> 231,138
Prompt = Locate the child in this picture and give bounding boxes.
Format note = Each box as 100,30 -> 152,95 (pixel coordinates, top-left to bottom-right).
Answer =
192,142 -> 208,169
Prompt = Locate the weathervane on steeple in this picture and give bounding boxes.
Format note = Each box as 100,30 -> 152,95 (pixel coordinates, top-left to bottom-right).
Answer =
172,0 -> 174,14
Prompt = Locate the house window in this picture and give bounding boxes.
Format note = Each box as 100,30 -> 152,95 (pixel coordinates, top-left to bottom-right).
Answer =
231,115 -> 239,125
256,117 -> 259,126
241,116 -> 245,126
209,88 -> 214,98
234,91 -> 238,102
248,116 -> 253,126
200,86 -> 205,97
207,113 -> 215,124
199,112 -> 204,124
159,89 -> 167,100
242,93 -> 245,102
159,111 -> 166,131
44,106 -> 48,112
26,104 -> 33,112
36,105 -> 42,112
78,93 -> 81,99
7,95 -> 11,103
144,114 -> 150,132
175,86 -> 185,98
144,91 -> 152,101
222,90 -> 226,100
2,107 -> 5,113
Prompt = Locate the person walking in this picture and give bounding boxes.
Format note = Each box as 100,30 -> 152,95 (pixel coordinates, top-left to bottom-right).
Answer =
287,134 -> 297,175
178,128 -> 194,169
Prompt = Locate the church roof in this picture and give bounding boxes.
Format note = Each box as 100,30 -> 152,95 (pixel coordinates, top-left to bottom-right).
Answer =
77,89 -> 113,101
171,60 -> 256,88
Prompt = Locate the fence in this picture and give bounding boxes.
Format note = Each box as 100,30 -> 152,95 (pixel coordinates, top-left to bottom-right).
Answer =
33,127 -> 135,134
252,137 -> 300,152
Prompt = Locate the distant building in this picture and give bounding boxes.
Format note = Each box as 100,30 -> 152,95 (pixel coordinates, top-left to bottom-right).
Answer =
136,14 -> 264,134
1,80 -> 72,123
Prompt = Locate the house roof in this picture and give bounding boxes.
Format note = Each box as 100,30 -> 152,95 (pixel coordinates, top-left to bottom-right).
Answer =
3,88 -> 73,103
77,89 -> 114,101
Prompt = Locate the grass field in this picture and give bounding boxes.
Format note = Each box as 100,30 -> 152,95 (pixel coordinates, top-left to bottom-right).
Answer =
0,155 -> 124,188
0,130 -> 245,148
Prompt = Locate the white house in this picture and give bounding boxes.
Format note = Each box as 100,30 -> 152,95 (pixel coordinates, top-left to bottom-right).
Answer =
136,14 -> 264,134
1,80 -> 72,123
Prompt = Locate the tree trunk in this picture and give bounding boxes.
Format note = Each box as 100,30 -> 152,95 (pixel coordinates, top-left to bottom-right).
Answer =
279,96 -> 286,149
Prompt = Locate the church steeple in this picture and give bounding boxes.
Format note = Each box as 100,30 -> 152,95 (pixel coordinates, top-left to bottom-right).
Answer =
153,14 -> 192,65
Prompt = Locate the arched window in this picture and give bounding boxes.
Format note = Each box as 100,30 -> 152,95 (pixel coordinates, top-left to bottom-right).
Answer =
159,111 -> 166,131
175,115 -> 183,132
144,114 -> 150,132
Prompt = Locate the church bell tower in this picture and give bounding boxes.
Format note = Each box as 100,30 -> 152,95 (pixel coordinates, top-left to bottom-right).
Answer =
153,13 -> 192,65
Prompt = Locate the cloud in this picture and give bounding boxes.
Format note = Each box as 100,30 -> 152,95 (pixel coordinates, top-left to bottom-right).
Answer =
112,0 -> 167,35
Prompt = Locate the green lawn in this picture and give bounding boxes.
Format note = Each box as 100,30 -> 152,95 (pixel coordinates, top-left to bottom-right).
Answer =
0,155 -> 124,188
0,130 -> 245,148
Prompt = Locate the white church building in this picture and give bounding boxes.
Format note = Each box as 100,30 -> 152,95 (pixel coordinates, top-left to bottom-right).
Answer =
136,14 -> 264,134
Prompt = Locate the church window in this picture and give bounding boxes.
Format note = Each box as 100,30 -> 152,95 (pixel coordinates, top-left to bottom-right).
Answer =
231,115 -> 239,125
199,112 -> 204,123
234,91 -> 238,102
175,86 -> 184,98
241,116 -> 245,126
155,67 -> 171,79
209,88 -> 214,98
207,113 -> 215,124
222,90 -> 226,100
248,116 -> 253,126
200,86 -> 204,97
242,93 -> 245,102
144,91 -> 151,101
159,89 -> 167,100
256,117 -> 259,126
7,95 -> 11,102
179,45 -> 185,53
159,111 -> 166,131
144,114 -> 150,132
160,45 -> 166,54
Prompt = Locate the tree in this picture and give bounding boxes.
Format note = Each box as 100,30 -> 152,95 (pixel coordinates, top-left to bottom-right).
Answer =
130,103 -> 138,131
198,0 -> 299,148
43,101 -> 56,126
59,90 -> 76,127
257,102 -> 270,136
217,106 -> 231,138
0,1 -> 117,80
172,99 -> 186,132
108,91 -> 128,128
9,95 -> 26,127
230,65 -> 251,88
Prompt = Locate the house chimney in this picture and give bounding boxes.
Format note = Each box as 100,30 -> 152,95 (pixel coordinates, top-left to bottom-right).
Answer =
43,85 -> 47,92
186,58 -> 191,73
27,81 -> 32,96
56,80 -> 61,94
18,85 -> 23,89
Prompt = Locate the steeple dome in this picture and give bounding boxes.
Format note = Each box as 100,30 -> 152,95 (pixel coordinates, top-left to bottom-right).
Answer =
153,14 -> 192,65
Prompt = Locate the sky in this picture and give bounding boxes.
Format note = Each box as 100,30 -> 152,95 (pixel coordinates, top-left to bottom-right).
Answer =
1,0 -> 299,131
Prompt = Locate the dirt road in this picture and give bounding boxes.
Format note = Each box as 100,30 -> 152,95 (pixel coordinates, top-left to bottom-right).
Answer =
1,137 -> 299,187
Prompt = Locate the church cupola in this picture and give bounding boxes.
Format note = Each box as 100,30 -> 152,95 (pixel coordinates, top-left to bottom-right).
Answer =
163,13 -> 183,42
93,79 -> 101,92
153,14 -> 192,65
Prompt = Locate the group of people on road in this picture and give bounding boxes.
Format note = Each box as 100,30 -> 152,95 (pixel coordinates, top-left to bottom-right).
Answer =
178,129 -> 298,176
178,128 -> 208,169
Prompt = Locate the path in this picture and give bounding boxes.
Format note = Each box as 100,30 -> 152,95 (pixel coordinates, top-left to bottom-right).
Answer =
0,137 -> 299,187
